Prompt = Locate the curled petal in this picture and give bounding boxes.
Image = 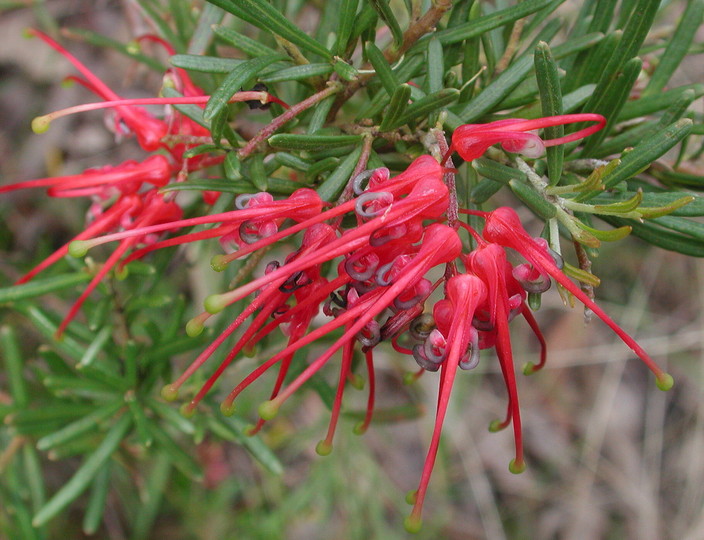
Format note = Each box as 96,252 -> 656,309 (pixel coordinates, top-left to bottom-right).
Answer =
354,191 -> 394,219
423,329 -> 447,363
357,320 -> 381,348
369,224 -> 407,247
394,278 -> 432,310
412,344 -> 441,372
459,327 -> 481,371
513,263 -> 552,294
352,169 -> 376,195
410,313 -> 436,341
345,251 -> 380,282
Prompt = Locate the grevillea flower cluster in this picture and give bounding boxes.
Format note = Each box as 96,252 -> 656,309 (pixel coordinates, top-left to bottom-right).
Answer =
3,31 -> 675,534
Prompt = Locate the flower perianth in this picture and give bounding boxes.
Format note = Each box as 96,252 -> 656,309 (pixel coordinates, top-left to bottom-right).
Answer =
481,206 -> 673,390
15,194 -> 140,284
254,224 -> 461,421
405,274 -> 487,533
446,114 -> 606,163
0,155 -> 173,197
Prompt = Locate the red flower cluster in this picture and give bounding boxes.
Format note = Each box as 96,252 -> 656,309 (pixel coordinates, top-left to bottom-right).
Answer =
3,30 -> 285,336
2,33 -> 673,532
63,114 -> 674,531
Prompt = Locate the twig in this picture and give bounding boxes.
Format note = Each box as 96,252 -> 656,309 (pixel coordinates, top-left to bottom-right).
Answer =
238,82 -> 343,159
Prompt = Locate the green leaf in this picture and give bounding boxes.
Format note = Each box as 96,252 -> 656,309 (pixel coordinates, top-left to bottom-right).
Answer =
473,158 -> 528,184
365,42 -> 399,96
259,63 -> 333,83
534,41 -> 563,185
317,146 -> 363,202
645,0 -> 704,95
426,38 -> 444,94
204,54 -> 286,121
581,0 -> 659,116
170,54 -> 243,73
208,0 -> 332,59
82,464 -> 110,535
268,133 -> 362,150
161,177 -> 301,196
208,416 -> 284,475
378,84 -> 412,131
36,402 -> 125,451
428,0 -> 555,47
369,0 -> 404,47
65,27 -> 164,71
132,453 -> 171,540
335,0 -> 359,55
509,180 -> 557,219
212,25 -> 280,57
188,3 -> 226,55
602,216 -> 704,256
0,273 -> 91,304
0,326 -> 28,407
395,88 -> 460,127
32,414 -> 132,527
455,55 -> 533,122
580,56 -> 643,155
77,325 -> 113,368
619,84 -> 704,122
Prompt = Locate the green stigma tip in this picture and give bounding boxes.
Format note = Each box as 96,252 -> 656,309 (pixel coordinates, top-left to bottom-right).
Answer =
211,255 -> 228,272
204,294 -> 226,314
115,266 -> 129,280
244,424 -> 257,436
315,440 -> 332,456
352,422 -> 367,436
405,490 -> 417,505
522,362 -> 537,376
185,319 -> 204,337
22,28 -> 36,39
220,402 -> 236,416
179,404 -> 196,418
61,78 -> 75,88
403,515 -> 422,534
68,240 -> 90,258
349,374 -> 365,390
160,384 -> 179,402
402,372 -> 417,385
509,459 -> 526,474
488,419 -> 505,433
656,373 -> 674,391
31,116 -> 51,134
258,400 -> 279,420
